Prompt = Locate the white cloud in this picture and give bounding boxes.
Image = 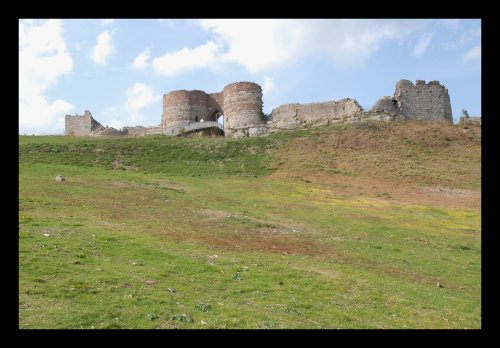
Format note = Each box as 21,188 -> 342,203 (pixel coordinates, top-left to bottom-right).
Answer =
91,30 -> 114,65
124,83 -> 161,123
149,20 -> 429,76
19,19 -> 75,134
131,47 -> 150,70
463,44 -> 481,62
413,33 -> 433,57
152,41 -> 218,76
196,19 -> 428,72
262,76 -> 275,95
101,19 -> 115,26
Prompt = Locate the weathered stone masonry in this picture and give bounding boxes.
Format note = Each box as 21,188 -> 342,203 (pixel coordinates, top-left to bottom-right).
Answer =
162,90 -> 224,129
65,110 -> 92,136
65,110 -> 143,136
393,80 -> 453,123
65,79 -> 464,138
268,99 -> 363,131
160,81 -> 262,137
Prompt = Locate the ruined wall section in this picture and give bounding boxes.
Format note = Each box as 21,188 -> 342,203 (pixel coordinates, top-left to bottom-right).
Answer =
65,110 -> 147,137
371,96 -> 401,115
68,79 -> 456,138
394,80 -> 452,123
123,126 -> 147,136
93,127 -> 127,136
223,82 -> 263,137
267,98 -> 363,131
65,110 -> 92,136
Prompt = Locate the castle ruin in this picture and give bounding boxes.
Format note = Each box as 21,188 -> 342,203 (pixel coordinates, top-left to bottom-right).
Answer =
65,79 -> 459,138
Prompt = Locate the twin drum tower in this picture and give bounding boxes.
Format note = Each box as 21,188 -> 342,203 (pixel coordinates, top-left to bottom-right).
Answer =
162,82 -> 263,136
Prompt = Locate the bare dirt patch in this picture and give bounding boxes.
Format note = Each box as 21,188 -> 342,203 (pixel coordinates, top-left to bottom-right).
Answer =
269,122 -> 481,210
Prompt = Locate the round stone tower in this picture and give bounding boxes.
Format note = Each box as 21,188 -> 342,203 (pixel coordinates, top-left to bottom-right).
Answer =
222,82 -> 263,134
162,90 -> 210,129
162,90 -> 192,129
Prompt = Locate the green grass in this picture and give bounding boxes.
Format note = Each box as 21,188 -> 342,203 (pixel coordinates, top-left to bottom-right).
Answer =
19,134 -> 285,177
19,124 -> 481,329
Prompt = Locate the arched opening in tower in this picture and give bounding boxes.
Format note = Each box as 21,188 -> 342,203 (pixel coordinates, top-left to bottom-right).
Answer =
208,110 -> 224,128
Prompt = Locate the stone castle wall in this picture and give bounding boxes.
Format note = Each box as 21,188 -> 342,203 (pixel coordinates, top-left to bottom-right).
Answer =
65,110 -> 92,136
268,98 -> 363,131
123,126 -> 147,137
371,96 -> 401,116
161,82 -> 263,136
66,79 -> 463,138
66,110 -> 135,137
394,80 -> 452,123
162,90 -> 226,129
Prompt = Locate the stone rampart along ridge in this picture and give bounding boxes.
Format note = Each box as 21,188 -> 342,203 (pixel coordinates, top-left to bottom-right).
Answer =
65,79 -> 464,138
268,99 -> 363,131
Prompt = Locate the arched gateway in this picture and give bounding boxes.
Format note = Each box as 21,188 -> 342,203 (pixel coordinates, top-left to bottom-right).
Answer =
161,82 -> 263,137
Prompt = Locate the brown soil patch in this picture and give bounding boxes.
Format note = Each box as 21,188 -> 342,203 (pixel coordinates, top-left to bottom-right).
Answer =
269,122 -> 481,210
158,217 -> 341,258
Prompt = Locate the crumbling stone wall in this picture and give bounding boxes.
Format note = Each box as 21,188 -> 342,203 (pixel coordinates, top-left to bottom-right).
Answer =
67,79 -> 458,138
371,96 -> 401,116
394,80 -> 452,123
123,126 -> 146,136
268,98 -> 363,131
65,110 -> 93,136
65,110 -> 140,137
93,127 -> 127,136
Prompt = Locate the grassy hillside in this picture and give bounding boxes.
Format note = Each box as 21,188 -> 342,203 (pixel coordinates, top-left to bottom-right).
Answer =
19,121 -> 481,329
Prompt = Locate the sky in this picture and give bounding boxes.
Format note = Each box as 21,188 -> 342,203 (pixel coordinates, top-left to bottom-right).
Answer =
19,19 -> 481,135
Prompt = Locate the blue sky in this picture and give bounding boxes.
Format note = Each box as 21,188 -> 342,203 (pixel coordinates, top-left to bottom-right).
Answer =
19,19 -> 481,134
